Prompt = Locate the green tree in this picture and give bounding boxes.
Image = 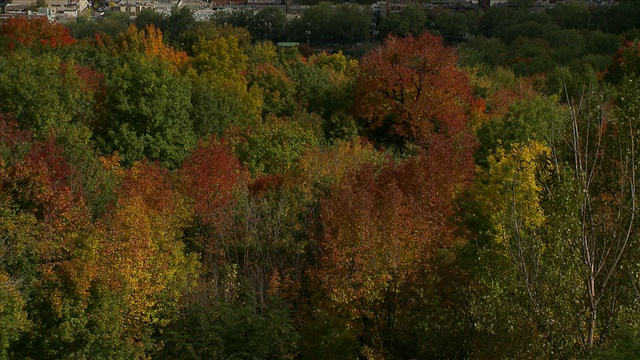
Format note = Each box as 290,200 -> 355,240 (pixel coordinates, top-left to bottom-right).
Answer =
190,71 -> 261,137
298,2 -> 332,45
248,63 -> 297,118
254,7 -> 287,42
231,113 -> 322,176
379,4 -> 426,38
329,4 -> 370,44
135,9 -> 166,32
0,51 -> 97,138
0,195 -> 33,358
469,68 -> 640,357
592,0 -> 640,35
548,2 -> 592,30
75,11 -> 131,40
282,51 -> 358,124
164,7 -> 196,49
293,3 -> 370,45
212,8 -> 254,33
546,29 -> 587,66
98,54 -> 195,168
427,8 -> 478,44
475,94 -> 565,168
472,140 -> 581,358
159,292 -> 299,360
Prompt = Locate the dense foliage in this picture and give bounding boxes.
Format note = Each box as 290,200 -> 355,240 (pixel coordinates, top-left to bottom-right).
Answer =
3,1 -> 640,358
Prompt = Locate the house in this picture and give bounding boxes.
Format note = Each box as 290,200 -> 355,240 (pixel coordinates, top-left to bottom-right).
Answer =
6,0 -> 88,19
109,1 -> 156,18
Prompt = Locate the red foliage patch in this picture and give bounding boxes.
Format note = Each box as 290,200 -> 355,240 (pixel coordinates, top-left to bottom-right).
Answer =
354,32 -> 474,147
602,39 -> 640,83
1,17 -> 76,50
180,137 -> 248,226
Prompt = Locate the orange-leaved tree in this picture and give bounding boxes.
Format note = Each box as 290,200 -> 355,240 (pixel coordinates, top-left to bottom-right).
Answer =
316,147 -> 474,357
100,161 -> 198,344
96,24 -> 188,72
180,136 -> 248,229
0,116 -> 116,358
0,17 -> 76,51
178,136 -> 248,306
353,32 -> 474,149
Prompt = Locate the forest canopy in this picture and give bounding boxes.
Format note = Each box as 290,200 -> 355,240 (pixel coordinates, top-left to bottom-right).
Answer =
2,1 -> 640,358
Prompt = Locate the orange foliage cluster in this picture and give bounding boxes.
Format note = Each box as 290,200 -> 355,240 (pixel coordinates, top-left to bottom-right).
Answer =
101,161 -> 194,329
355,32 -> 474,147
317,147 -> 473,334
0,122 -> 87,250
485,75 -> 540,120
0,17 -> 76,50
180,137 -> 248,226
109,25 -> 189,70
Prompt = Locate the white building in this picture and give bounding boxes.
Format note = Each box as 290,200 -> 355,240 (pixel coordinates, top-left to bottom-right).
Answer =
8,0 -> 89,19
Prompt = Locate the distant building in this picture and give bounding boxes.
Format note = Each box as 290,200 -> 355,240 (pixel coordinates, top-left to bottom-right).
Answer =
109,1 -> 156,18
193,8 -> 214,19
246,0 -> 280,7
7,0 -> 88,19
209,0 -> 245,7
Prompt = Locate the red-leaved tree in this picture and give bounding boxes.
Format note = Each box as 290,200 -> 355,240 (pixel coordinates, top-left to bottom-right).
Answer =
316,148 -> 474,356
0,17 -> 76,51
180,136 -> 248,228
602,39 -> 640,84
354,32 -> 473,148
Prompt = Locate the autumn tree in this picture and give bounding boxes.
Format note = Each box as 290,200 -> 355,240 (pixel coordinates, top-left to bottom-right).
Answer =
297,139 -> 385,201
315,32 -> 478,357
209,113 -> 321,304
602,39 -> 640,84
179,136 -> 248,230
0,121 -> 196,357
110,24 -> 188,72
0,53 -> 112,219
316,146 -> 474,357
468,67 -> 640,357
99,161 -> 199,350
168,143 -> 305,360
188,35 -> 262,136
0,117 -> 132,358
0,17 -> 75,52
188,34 -> 247,77
354,32 -> 474,150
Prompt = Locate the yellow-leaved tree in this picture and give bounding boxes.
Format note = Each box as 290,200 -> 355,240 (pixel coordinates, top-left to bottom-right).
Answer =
100,161 -> 199,347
